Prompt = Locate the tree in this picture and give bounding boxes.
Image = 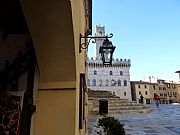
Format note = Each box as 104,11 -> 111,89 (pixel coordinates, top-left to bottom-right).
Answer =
98,116 -> 125,135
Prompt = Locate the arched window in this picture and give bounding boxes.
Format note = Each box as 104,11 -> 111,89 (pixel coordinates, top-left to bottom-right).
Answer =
93,79 -> 96,86
110,71 -> 113,75
124,80 -> 127,86
120,71 -> 123,76
99,79 -> 102,86
111,79 -> 116,86
88,79 -> 90,86
118,80 -> 121,86
106,79 -> 109,86
94,70 -> 97,75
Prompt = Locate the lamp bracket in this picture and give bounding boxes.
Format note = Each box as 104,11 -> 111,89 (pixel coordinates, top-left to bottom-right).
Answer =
79,33 -> 113,53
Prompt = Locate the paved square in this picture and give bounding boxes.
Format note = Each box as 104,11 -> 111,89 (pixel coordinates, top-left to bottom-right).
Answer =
166,127 -> 180,134
88,104 -> 180,135
144,130 -> 158,133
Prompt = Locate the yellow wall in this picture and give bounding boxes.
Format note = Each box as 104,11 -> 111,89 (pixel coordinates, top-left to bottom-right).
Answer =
71,1 -> 89,134
34,90 -> 76,135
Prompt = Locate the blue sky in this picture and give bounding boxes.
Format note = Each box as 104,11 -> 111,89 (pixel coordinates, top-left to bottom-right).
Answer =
88,0 -> 180,81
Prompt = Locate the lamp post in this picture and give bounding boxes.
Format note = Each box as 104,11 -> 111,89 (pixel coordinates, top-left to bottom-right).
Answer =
99,37 -> 116,65
175,70 -> 180,81
79,33 -> 116,65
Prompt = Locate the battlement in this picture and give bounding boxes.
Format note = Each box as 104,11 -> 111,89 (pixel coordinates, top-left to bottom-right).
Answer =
88,57 -> 131,67
88,57 -> 130,63
113,58 -> 131,64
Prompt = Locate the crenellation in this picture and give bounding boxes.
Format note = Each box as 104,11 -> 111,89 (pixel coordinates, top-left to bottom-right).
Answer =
88,57 -> 131,65
87,60 -> 131,68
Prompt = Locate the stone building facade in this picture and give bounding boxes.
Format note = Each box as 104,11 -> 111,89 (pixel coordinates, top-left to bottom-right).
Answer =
88,25 -> 132,101
131,78 -> 180,104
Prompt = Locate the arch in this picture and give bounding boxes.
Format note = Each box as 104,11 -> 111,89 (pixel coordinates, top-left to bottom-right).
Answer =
120,71 -> 123,76
110,71 -> 113,75
99,79 -> 102,86
2,0 -> 81,134
124,80 -> 127,86
94,70 -> 97,75
106,79 -> 109,86
93,79 -> 96,86
118,80 -> 121,86
111,79 -> 116,86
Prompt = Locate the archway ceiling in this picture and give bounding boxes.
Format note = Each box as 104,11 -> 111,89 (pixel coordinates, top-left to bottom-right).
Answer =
0,0 -> 77,84
20,0 -> 76,83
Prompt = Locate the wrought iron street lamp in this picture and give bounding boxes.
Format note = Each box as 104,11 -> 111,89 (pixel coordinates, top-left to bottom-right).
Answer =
99,37 -> 116,65
175,70 -> 180,81
79,33 -> 116,65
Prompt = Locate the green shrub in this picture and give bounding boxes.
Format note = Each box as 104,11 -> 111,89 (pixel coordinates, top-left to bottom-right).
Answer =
98,116 -> 125,135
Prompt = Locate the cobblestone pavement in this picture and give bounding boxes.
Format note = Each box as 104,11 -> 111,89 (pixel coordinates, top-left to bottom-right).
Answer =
88,104 -> 180,135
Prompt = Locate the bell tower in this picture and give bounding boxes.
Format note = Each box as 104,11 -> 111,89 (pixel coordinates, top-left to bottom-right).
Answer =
94,25 -> 105,61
